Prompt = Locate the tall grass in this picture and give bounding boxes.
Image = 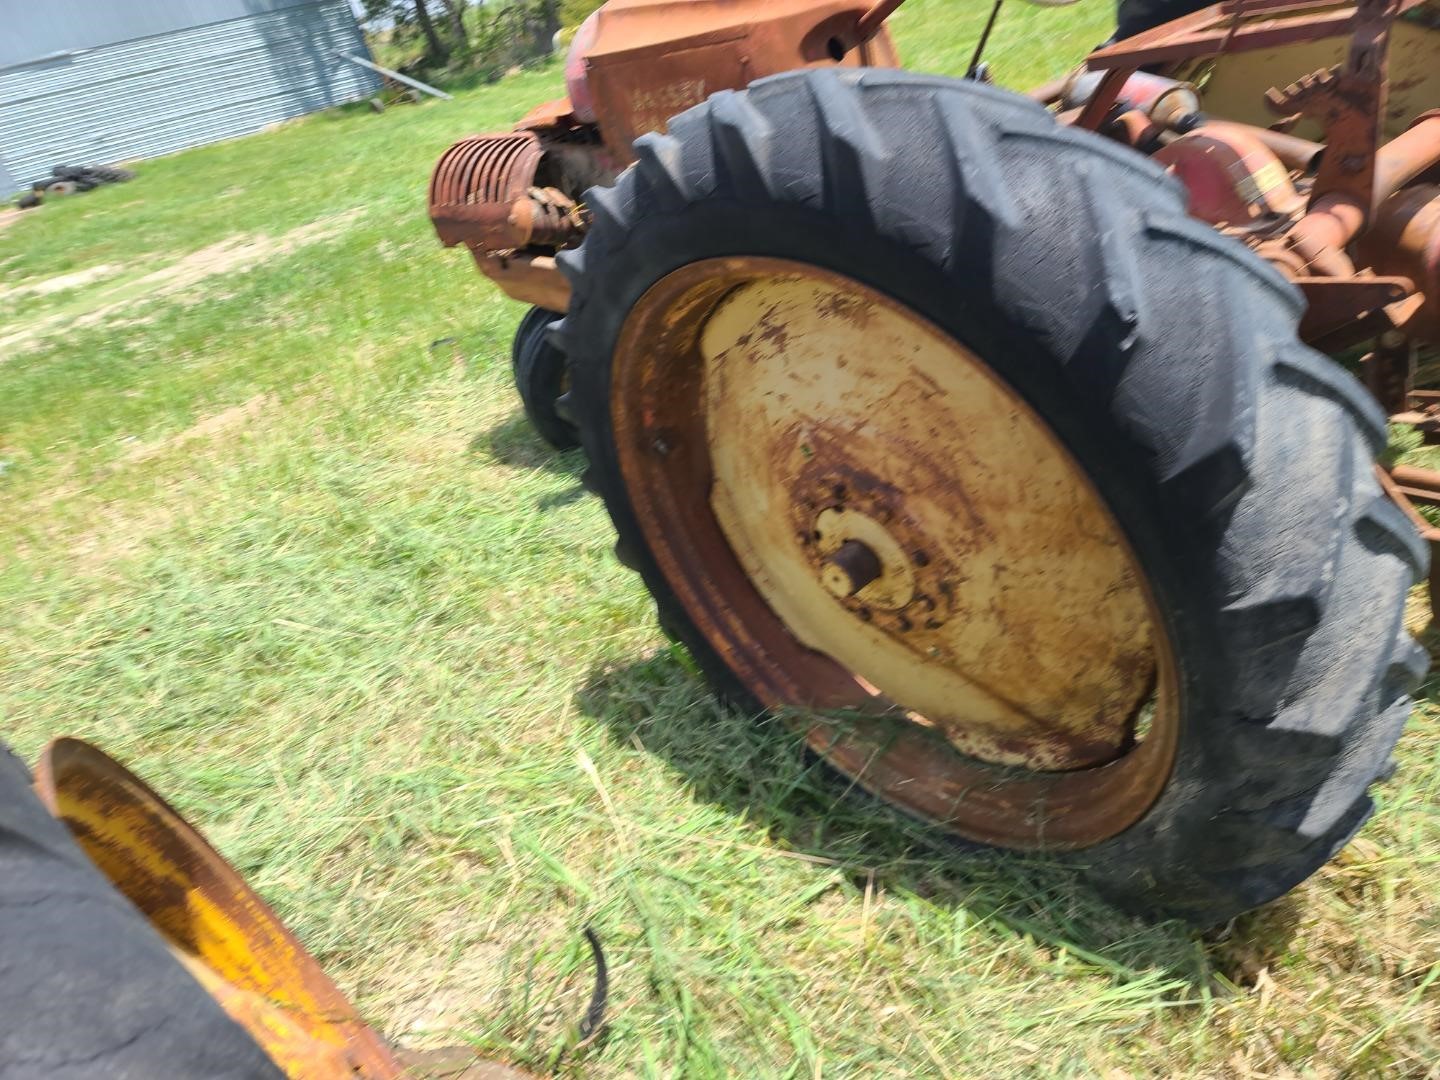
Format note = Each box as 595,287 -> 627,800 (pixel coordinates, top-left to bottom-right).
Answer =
2,1 -> 1437,1073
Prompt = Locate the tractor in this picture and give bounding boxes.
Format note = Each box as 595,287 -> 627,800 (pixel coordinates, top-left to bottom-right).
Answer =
429,0 -> 1440,925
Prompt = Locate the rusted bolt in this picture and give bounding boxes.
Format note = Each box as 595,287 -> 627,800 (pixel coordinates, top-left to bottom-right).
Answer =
821,538 -> 883,598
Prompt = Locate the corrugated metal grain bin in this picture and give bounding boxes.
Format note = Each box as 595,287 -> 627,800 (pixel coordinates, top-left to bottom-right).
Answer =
0,0 -> 381,194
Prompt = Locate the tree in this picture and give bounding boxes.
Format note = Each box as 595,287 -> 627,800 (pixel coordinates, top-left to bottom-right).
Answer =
360,0 -> 454,65
439,0 -> 469,48
360,0 -> 578,73
412,0 -> 450,62
520,0 -> 561,58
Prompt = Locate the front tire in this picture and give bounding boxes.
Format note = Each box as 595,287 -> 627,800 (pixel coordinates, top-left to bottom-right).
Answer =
556,69 -> 1425,924
511,305 -> 578,451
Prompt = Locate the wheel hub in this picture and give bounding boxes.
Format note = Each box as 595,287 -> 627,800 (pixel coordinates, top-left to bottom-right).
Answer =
812,508 -> 916,610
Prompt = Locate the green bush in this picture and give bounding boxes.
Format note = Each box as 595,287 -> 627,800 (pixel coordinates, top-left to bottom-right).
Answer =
561,0 -> 606,27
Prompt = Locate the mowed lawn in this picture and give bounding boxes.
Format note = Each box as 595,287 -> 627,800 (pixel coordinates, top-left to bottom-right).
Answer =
3,1 -> 1439,1074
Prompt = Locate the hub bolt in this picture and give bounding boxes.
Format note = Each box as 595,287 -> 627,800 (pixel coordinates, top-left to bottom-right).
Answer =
821,539 -> 883,598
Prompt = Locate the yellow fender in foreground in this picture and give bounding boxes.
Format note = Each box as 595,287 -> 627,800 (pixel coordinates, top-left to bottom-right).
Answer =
32,737 -> 405,1080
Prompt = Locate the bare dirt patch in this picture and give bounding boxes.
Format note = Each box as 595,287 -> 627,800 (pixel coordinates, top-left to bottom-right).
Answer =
0,263 -> 120,304
0,211 -> 360,357
131,214 -> 352,296
122,393 -> 273,465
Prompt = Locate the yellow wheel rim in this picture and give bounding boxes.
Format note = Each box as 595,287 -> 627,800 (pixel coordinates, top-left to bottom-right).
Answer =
612,257 -> 1180,848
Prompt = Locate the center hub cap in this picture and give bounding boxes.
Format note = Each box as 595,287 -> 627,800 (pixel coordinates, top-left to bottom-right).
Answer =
813,508 -> 916,611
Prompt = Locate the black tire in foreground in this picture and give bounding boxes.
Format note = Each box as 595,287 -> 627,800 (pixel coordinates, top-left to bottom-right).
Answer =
0,744 -> 282,1078
554,68 -> 1426,925
511,305 -> 579,450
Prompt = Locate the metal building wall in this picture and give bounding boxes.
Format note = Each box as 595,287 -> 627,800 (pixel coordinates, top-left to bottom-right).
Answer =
0,0 -> 380,193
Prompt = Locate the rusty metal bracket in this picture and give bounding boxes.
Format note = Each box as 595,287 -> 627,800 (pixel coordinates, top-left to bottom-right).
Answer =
1076,68 -> 1131,132
1361,329 -> 1417,413
1293,275 -> 1415,339
473,251 -> 571,313
856,0 -> 908,41
1392,383 -> 1440,443
1267,0 -> 1401,217
1379,465 -> 1440,623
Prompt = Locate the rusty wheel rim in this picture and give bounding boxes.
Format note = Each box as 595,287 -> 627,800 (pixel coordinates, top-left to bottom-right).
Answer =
613,257 -> 1180,848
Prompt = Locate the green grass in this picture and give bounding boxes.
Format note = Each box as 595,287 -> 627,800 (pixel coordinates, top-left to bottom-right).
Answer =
3,1 -> 1439,1074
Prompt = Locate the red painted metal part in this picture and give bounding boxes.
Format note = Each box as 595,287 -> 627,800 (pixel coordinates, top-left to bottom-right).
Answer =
1069,0 -> 1440,352
429,0 -> 904,310
1153,123 -> 1304,225
429,132 -> 545,249
1272,119 -> 1440,284
428,130 -> 589,309
1107,109 -> 1168,152
1361,183 -> 1440,337
566,9 -> 604,123
1224,124 -> 1325,172
1373,113 -> 1440,213
580,0 -> 900,164
426,0 -> 1439,359
1250,0 -> 1403,276
1064,70 -> 1201,124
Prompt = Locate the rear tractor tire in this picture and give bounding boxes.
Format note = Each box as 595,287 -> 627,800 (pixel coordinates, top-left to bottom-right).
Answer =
555,69 -> 1426,925
511,305 -> 579,451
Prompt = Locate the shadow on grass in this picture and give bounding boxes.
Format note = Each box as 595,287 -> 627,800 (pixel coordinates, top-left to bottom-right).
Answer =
574,647 -> 1305,990
473,410 -> 584,495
